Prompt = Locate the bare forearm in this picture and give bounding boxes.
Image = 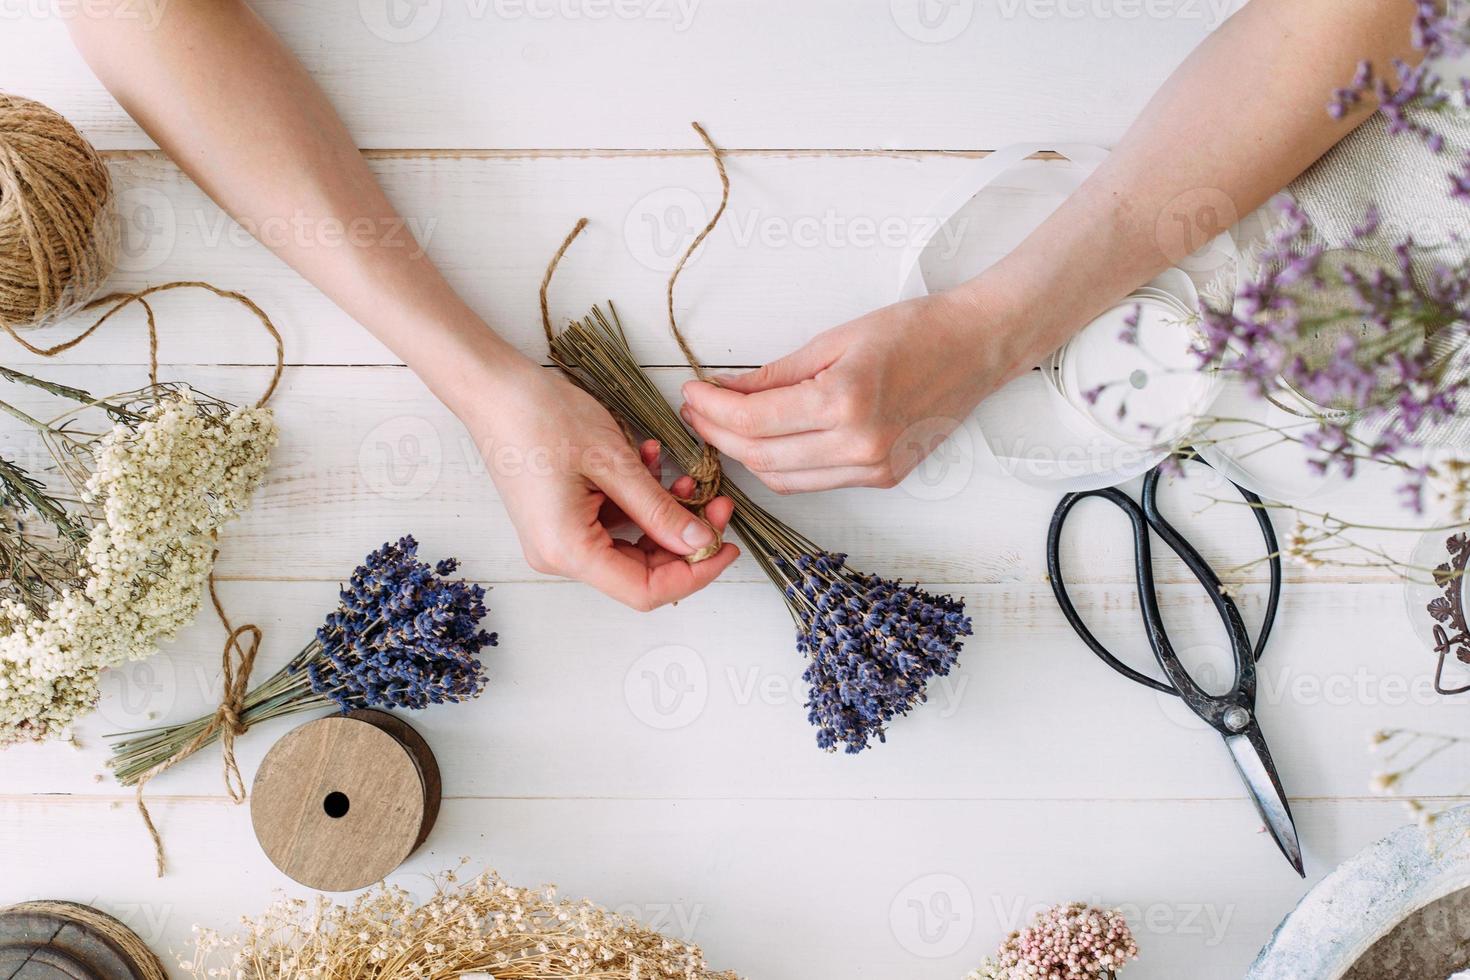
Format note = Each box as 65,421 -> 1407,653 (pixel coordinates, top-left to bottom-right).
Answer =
968,0 -> 1423,376
65,0 -> 522,410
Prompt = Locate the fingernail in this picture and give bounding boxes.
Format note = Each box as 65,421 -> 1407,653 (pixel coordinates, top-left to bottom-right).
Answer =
679,404 -> 693,423
710,373 -> 737,386
682,519 -> 715,550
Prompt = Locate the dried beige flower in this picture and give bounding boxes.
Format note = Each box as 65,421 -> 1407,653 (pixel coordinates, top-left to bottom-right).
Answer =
184,868 -> 740,980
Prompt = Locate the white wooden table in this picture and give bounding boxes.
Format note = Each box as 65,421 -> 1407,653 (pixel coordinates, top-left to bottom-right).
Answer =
2,2 -> 1461,977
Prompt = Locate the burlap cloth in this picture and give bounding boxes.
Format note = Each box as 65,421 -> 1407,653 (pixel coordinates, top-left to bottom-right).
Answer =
1278,104 -> 1470,446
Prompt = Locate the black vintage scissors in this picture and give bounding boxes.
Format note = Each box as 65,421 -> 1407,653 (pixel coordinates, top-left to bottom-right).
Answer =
1045,452 -> 1304,877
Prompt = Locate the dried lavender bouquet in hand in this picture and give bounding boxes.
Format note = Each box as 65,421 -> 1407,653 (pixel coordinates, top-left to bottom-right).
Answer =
549,305 -> 972,753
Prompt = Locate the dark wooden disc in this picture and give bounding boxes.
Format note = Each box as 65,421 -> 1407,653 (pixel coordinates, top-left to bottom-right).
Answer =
250,710 -> 439,892
0,902 -> 164,980
346,709 -> 441,851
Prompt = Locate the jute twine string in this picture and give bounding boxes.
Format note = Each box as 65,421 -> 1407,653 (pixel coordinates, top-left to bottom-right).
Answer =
4,900 -> 168,979
539,122 -> 732,562
3,273 -> 285,874
133,566 -> 262,875
0,92 -> 116,331
4,279 -> 285,407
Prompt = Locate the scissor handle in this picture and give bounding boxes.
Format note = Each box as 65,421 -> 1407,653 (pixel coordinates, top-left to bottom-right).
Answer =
1139,462 -> 1282,665
1046,486 -> 1177,695
1046,454 -> 1283,730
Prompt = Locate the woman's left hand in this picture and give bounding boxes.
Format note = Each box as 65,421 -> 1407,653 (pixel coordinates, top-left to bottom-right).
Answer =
679,286 -> 1035,494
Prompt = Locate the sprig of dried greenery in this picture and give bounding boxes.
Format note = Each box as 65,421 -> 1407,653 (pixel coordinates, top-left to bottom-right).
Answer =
181,866 -> 740,980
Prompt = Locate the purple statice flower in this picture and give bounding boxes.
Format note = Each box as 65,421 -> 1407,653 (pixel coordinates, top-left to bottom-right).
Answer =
1452,152 -> 1470,202
1414,0 -> 1470,58
1118,302 -> 1142,345
1329,59 -> 1447,150
296,535 -> 496,711
779,552 -> 971,754
1199,196 -> 1468,495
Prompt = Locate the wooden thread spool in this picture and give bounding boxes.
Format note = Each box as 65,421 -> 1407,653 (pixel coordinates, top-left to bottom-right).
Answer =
0,901 -> 165,980
250,709 -> 441,892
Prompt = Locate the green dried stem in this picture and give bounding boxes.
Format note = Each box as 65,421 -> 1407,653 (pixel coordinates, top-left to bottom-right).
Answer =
0,455 -> 86,542
548,304 -> 825,618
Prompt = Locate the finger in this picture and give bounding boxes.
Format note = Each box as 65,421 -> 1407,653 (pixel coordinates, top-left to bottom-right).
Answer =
634,494 -> 736,569
752,466 -> 891,494
596,452 -> 720,558
680,405 -> 874,472
639,439 -> 663,479
710,333 -> 841,393
681,378 -> 833,438
580,539 -> 741,611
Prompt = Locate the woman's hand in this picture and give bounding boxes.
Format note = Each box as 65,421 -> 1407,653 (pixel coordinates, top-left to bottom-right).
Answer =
679,286 -> 1034,494
457,356 -> 739,610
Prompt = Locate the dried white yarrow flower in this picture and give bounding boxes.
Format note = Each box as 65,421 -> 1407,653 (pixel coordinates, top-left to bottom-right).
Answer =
0,386 -> 276,744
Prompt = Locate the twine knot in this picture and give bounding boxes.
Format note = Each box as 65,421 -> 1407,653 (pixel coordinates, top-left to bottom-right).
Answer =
134,573 -> 263,876
538,124 -> 734,568
674,443 -> 724,563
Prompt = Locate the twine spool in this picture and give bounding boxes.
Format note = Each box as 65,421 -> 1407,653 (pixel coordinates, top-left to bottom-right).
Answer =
0,901 -> 165,980
0,92 -> 116,332
250,709 -> 442,892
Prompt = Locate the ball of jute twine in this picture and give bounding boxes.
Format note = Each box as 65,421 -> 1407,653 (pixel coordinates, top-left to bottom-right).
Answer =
0,91 -> 116,332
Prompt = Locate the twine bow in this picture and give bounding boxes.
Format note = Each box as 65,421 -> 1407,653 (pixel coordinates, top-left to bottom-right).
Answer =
538,122 -> 732,563
133,570 -> 264,876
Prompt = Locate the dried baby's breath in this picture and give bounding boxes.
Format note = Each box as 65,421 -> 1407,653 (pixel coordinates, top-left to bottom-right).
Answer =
184,868 -> 740,980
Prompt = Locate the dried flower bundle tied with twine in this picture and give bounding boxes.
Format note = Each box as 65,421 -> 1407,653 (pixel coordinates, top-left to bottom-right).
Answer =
542,124 -> 972,754
107,535 -> 495,788
0,274 -> 287,875
181,865 -> 740,980
0,283 -> 284,748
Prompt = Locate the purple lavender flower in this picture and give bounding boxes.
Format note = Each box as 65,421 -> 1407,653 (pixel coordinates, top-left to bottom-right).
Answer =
780,552 -> 971,754
296,536 -> 496,711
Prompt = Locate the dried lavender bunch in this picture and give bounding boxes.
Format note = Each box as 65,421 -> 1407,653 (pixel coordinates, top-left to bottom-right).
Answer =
107,535 -> 494,785
181,865 -> 740,980
969,903 -> 1139,980
549,305 -> 971,754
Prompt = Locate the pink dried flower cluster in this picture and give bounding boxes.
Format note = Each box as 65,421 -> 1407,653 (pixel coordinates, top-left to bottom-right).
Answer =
971,903 -> 1139,980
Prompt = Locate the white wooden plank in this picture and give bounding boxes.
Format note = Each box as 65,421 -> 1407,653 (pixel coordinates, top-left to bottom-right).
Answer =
0,795 -> 1417,979
2,580 -> 1457,801
4,0 -> 1243,151
0,364 -> 1423,585
9,153 -> 1074,369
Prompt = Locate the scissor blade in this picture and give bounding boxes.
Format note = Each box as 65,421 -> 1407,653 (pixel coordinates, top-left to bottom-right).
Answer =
1225,732 -> 1305,878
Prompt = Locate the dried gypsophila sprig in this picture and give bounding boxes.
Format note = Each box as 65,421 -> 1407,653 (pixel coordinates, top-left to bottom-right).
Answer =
0,378 -> 276,745
1369,727 -> 1470,841
181,865 -> 741,980
967,903 -> 1139,980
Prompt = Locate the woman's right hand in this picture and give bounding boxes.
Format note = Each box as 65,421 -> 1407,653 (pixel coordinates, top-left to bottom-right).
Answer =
454,354 -> 739,611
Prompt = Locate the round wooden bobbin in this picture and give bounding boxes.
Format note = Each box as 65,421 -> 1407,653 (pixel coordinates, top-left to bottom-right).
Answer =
0,901 -> 166,980
250,708 -> 441,892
